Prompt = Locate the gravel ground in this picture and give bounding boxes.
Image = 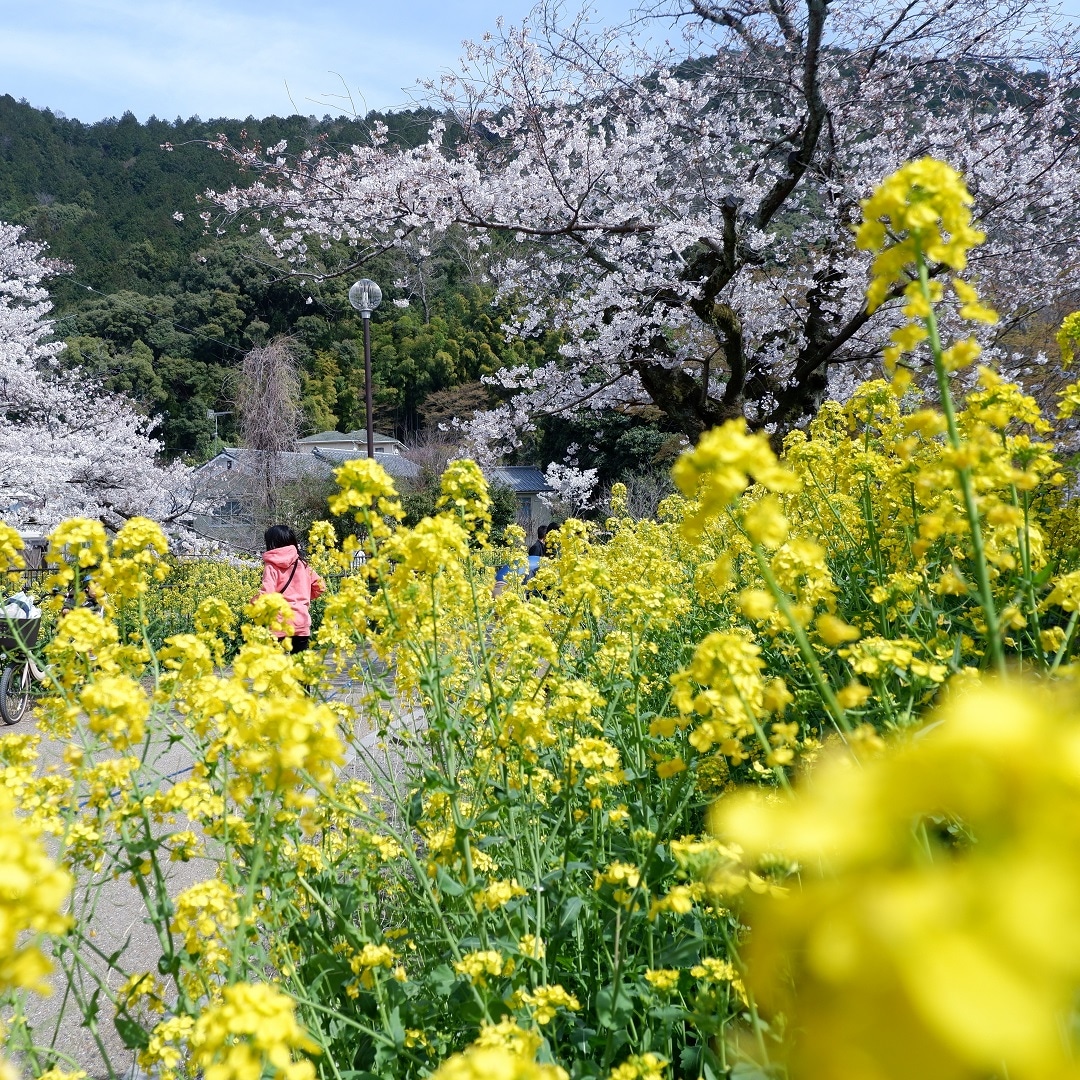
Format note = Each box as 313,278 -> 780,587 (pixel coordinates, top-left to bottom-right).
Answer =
2,661 -> 422,1080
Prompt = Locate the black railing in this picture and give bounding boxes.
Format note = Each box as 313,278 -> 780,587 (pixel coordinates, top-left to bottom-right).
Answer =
16,567 -> 50,594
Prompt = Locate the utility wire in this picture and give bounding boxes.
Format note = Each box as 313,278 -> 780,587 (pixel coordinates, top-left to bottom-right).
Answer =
53,273 -> 252,358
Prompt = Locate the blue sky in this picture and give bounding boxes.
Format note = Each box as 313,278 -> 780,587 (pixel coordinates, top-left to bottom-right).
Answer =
4,0 -> 1079,124
1,0 -> 629,123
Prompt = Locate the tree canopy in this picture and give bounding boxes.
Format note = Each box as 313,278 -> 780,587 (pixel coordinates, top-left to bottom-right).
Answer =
0,221 -> 187,527
0,96 -> 566,460
206,0 -> 1080,453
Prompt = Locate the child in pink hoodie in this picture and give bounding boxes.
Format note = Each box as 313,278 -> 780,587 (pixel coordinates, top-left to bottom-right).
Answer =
257,525 -> 324,652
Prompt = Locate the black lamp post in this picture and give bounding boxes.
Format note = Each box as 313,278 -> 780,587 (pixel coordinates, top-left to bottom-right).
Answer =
348,279 -> 383,458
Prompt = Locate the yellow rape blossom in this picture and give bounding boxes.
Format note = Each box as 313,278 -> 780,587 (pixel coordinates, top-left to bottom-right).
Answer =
856,157 -> 985,310
518,935 -> 546,960
0,524 -> 25,572
513,984 -> 581,1024
79,674 -> 149,750
171,878 -> 241,961
473,878 -> 527,911
189,982 -> 319,1080
1056,310 -> 1080,366
436,458 -> 492,544
44,518 -> 108,595
454,950 -> 515,986
0,789 -> 72,993
608,1054 -> 668,1080
644,969 -> 680,993
140,1015 -> 196,1080
430,1045 -> 567,1080
672,419 -> 799,542
715,680 -> 1080,1080
349,943 -> 398,989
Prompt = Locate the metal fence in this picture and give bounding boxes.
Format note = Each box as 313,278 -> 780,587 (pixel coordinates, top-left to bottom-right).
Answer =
9,558 -> 259,602
15,567 -> 50,594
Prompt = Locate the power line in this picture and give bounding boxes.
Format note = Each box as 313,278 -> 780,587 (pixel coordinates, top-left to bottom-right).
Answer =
54,274 -> 251,358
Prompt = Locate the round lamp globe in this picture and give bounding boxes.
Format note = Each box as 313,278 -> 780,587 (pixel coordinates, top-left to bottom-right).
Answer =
348,279 -> 383,316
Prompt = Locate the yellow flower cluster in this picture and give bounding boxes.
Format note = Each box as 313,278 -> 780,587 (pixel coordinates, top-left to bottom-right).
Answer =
140,1015 -> 196,1080
608,1053 -> 668,1080
436,459 -> 492,545
671,419 -> 798,542
716,680 -> 1080,1080
349,942 -> 398,989
854,157 -> 998,386
171,878 -> 241,968
644,969 -> 680,993
189,982 -> 319,1080
454,949 -> 515,986
430,1046 -> 567,1080
1057,310 -> 1080,367
44,517 -> 171,616
856,157 -> 984,310
567,736 -> 624,788
43,518 -> 108,599
328,456 -> 405,548
0,790 -> 71,993
473,878 -> 526,911
513,984 -> 581,1025
429,1020 -> 570,1079
79,673 -> 149,750
0,523 -> 25,573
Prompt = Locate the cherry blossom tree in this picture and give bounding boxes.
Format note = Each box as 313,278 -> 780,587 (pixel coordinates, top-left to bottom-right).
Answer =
541,462 -> 599,517
207,0 -> 1080,454
0,222 -> 191,530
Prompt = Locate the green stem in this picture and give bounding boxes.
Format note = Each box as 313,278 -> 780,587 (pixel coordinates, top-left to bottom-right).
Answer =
916,253 -> 1005,675
750,541 -> 851,735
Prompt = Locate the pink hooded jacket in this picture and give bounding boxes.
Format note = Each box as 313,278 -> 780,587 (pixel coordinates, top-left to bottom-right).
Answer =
259,545 -> 324,637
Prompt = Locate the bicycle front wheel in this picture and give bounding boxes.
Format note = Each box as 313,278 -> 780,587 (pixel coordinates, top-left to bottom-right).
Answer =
0,662 -> 32,724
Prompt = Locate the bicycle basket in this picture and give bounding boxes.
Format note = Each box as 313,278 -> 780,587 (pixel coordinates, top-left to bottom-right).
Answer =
0,617 -> 40,653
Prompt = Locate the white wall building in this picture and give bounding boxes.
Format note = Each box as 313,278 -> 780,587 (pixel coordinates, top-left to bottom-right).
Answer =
296,430 -> 407,456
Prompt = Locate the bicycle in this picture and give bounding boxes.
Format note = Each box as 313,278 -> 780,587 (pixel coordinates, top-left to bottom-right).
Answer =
0,616 -> 46,725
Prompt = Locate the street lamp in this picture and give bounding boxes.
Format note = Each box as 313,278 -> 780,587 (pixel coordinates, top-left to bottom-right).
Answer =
348,278 -> 383,459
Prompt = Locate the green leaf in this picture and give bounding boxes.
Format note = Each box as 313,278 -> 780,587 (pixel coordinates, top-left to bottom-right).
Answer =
558,895 -> 584,928
386,1005 -> 406,1047
115,1015 -> 150,1051
405,789 -> 424,826
596,982 -> 633,1028
435,866 -> 465,897
429,963 -> 456,996
658,936 -> 702,968
649,1005 -> 687,1023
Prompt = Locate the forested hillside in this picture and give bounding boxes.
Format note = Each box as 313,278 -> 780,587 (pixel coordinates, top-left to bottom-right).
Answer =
0,96 -> 568,460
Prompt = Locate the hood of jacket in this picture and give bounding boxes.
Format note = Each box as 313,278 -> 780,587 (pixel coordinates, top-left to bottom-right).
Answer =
263,544 -> 299,569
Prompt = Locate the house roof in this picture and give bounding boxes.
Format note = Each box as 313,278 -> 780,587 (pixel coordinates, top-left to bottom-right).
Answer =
196,448 -> 419,484
488,466 -> 553,494
344,430 -> 404,444
314,448 -> 418,477
297,430 -> 403,445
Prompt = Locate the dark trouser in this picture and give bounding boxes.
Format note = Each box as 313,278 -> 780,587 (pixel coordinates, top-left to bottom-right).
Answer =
285,635 -> 309,653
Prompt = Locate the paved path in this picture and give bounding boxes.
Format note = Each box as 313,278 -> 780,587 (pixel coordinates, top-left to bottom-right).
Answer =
3,663 -> 421,1080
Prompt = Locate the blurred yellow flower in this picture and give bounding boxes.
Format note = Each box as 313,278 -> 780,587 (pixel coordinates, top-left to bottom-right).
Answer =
714,681 -> 1080,1080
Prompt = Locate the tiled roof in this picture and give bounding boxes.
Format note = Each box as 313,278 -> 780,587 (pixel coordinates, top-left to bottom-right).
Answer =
314,448 -> 418,477
298,430 -> 357,443
298,430 -> 401,444
488,466 -> 552,493
196,448 -> 419,482
344,430 -> 404,444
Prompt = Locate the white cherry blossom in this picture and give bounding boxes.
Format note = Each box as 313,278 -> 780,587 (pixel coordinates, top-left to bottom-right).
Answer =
206,0 -> 1080,455
0,223 -> 191,530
